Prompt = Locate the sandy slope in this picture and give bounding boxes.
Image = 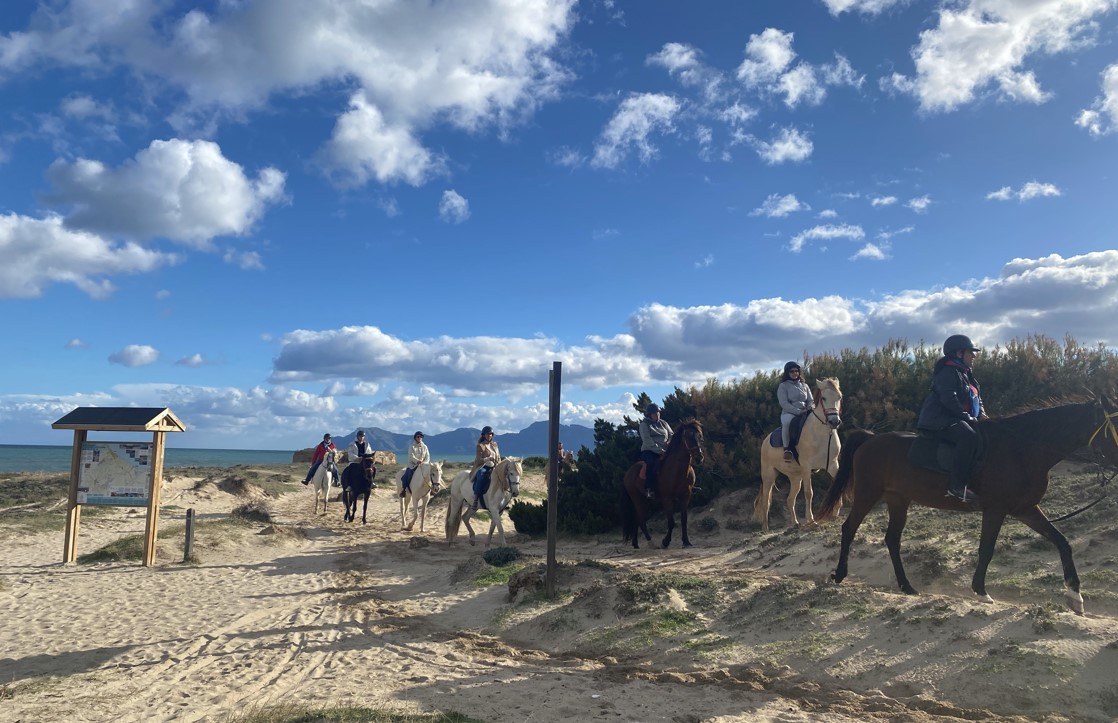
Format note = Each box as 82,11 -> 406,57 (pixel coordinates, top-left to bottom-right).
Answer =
1,461 -> 1116,722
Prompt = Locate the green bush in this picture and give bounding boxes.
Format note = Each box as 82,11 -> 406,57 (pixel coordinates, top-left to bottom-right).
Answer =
482,546 -> 521,566
509,499 -> 547,535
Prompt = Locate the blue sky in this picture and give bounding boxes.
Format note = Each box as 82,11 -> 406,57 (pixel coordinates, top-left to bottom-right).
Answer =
3,0 -> 1118,450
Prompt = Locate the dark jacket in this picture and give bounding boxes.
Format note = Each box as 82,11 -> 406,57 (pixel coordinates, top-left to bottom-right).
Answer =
917,357 -> 985,431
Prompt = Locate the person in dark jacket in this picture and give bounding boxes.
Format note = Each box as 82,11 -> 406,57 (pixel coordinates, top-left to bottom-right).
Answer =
917,334 -> 988,502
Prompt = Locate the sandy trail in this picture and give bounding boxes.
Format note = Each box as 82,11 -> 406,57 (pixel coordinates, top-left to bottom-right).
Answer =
2,463 -> 1116,722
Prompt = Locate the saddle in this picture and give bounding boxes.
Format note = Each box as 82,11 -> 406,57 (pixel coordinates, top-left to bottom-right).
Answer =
768,413 -> 809,452
907,430 -> 986,477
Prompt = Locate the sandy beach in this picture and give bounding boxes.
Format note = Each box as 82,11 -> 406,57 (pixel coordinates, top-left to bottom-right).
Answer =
2,460 -> 1117,722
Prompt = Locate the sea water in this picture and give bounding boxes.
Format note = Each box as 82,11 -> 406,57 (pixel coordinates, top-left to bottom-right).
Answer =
0,444 -> 296,474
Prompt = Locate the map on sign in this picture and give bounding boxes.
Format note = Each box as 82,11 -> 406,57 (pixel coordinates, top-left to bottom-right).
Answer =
78,442 -> 152,506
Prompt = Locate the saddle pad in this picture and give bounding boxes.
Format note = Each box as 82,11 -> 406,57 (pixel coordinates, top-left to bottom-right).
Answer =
907,435 -> 953,475
768,413 -> 809,450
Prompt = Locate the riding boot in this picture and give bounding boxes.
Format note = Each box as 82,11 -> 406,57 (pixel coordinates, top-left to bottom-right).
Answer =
946,480 -> 978,503
783,448 -> 794,461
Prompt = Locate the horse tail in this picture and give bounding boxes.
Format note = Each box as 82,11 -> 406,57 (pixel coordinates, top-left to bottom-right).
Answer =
818,428 -> 873,522
619,485 -> 637,545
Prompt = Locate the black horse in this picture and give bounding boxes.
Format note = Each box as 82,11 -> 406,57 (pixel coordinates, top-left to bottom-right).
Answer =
341,457 -> 377,524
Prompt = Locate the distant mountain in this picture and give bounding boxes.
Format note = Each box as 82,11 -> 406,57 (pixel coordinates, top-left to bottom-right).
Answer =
329,421 -> 595,458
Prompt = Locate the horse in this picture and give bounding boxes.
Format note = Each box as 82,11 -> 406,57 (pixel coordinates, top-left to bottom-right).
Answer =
310,448 -> 338,516
619,419 -> 705,549
754,377 -> 843,532
444,457 -> 522,547
341,457 -> 376,524
396,461 -> 443,532
818,397 -> 1118,614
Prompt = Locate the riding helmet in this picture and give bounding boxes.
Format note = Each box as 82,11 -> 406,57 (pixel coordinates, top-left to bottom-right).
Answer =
323,433 -> 331,440
481,426 -> 494,436
645,403 -> 661,415
943,335 -> 981,357
413,431 -> 424,439
783,361 -> 801,374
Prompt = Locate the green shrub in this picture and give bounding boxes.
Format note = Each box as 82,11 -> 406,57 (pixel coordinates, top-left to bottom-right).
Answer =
482,546 -> 521,566
509,499 -> 547,535
232,501 -> 274,524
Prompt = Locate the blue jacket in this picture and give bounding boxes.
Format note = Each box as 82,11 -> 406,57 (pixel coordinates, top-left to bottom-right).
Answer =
917,357 -> 985,430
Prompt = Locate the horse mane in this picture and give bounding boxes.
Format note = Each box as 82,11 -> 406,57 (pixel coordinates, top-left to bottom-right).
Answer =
665,418 -> 703,455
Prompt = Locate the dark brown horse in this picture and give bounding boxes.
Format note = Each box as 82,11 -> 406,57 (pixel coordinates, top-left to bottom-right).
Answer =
620,419 -> 705,549
819,398 -> 1118,613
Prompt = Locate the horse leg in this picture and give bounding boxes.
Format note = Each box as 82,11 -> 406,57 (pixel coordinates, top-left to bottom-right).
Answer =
680,503 -> 692,548
970,509 -> 1007,604
1012,505 -> 1082,614
361,492 -> 369,524
802,471 -> 816,527
462,506 -> 477,546
418,496 -> 427,533
754,468 -> 776,533
832,490 -> 877,585
399,491 -> 406,530
785,476 -> 802,528
487,502 -> 505,548
661,504 -> 676,549
883,496 -> 917,595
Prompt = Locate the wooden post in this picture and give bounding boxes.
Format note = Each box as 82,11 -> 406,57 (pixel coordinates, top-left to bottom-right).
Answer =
142,431 -> 166,566
62,429 -> 86,563
545,361 -> 561,597
183,508 -> 195,563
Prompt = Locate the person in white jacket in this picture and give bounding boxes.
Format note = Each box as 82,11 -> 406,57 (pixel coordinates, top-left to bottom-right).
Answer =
400,431 -> 430,497
346,430 -> 375,461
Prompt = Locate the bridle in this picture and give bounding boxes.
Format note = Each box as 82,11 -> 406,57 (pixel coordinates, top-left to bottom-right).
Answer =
812,388 -> 843,429
1050,404 -> 1117,523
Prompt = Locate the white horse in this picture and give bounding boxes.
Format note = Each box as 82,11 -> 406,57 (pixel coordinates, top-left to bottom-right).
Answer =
754,377 -> 843,532
396,461 -> 443,532
444,458 -> 522,547
310,449 -> 338,516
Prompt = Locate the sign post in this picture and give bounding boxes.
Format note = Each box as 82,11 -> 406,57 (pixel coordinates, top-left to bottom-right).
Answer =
546,361 -> 561,597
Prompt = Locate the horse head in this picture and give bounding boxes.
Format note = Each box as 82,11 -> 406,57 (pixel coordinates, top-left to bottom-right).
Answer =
674,420 -> 705,466
499,457 -> 522,498
1089,395 -> 1118,467
429,461 -> 443,494
361,455 -> 375,480
815,377 -> 843,429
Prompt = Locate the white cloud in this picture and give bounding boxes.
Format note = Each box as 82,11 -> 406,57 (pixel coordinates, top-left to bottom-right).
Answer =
223,249 -> 265,270
822,0 -> 908,15
64,338 -> 87,349
751,193 -> 809,217
109,344 -> 160,367
1076,63 -> 1118,135
1,0 -> 577,188
695,254 -> 714,269
851,242 -> 889,260
871,195 -> 898,207
46,139 -> 285,249
877,225 -> 915,240
176,353 -> 206,367
894,0 -> 1114,113
647,42 -> 725,102
592,93 -> 680,169
754,126 -> 813,165
818,209 -> 838,219
155,289 -> 171,300
737,28 -> 862,108
439,190 -> 471,224
789,223 -> 864,252
906,195 -> 932,213
60,93 -> 114,121
986,181 -> 1062,201
0,213 -> 179,299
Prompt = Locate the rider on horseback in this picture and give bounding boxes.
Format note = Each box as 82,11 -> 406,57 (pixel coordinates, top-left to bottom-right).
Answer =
401,431 -> 430,498
345,430 -> 375,461
640,403 -> 673,500
302,433 -> 338,485
917,334 -> 988,503
469,426 -> 501,510
778,361 -> 814,462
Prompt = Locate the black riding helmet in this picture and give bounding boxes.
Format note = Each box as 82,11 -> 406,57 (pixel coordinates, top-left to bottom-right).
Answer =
645,403 -> 661,416
943,335 -> 981,357
783,361 -> 801,374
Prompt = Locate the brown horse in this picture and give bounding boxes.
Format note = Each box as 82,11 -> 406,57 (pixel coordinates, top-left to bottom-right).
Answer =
819,398 -> 1118,613
620,419 -> 705,549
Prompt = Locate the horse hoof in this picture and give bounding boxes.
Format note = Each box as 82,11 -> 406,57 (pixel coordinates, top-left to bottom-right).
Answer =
682,542 -> 693,548
900,585 -> 919,596
1065,589 -> 1085,615
975,592 -> 994,604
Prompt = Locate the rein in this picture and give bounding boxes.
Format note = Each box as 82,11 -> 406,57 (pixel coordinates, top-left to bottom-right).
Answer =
1050,409 -> 1118,523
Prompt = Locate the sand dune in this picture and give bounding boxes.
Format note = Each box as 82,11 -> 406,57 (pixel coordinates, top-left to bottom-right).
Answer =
1,461 -> 1116,722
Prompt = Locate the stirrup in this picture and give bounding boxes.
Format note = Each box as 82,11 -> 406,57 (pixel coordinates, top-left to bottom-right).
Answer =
946,485 -> 978,503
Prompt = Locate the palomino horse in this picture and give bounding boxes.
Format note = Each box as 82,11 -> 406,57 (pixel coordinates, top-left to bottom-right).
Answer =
396,461 -> 443,532
819,397 -> 1118,614
620,419 -> 705,549
444,458 -> 523,546
754,377 -> 843,532
341,457 -> 376,524
310,449 -> 338,516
